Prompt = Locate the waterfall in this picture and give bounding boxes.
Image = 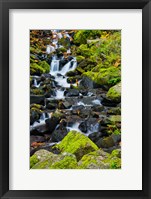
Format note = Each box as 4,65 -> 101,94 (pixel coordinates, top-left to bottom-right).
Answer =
55,90 -> 65,99
60,58 -> 77,76
50,56 -> 60,75
60,61 -> 71,75
46,45 -> 55,54
34,79 -> 38,87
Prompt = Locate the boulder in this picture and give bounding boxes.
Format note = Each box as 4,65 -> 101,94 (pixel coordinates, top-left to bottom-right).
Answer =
30,95 -> 45,105
30,150 -> 77,169
65,89 -> 79,97
78,148 -> 121,169
45,110 -> 64,133
56,131 -> 98,160
77,149 -> 110,169
78,121 -> 87,133
106,82 -> 121,103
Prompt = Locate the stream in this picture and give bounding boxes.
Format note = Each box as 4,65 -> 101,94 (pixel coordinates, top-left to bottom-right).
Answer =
30,30 -> 121,155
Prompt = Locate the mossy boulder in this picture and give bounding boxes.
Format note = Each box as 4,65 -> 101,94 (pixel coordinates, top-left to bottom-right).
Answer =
38,61 -> 50,73
96,136 -> 115,148
56,131 -> 98,161
103,150 -> 121,169
78,149 -> 110,169
106,82 -> 121,102
31,150 -> 78,169
30,61 -> 49,76
83,67 -> 120,88
30,149 -> 51,168
109,115 -> 121,124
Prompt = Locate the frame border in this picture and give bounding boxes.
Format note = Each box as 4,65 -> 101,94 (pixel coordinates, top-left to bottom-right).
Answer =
0,0 -> 150,198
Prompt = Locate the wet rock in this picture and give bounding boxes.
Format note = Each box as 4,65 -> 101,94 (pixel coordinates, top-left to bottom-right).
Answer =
46,102 -> 57,110
91,105 -> 104,112
30,135 -> 45,145
65,89 -> 79,97
30,122 -> 49,134
59,101 -> 72,109
51,129 -> 68,142
88,132 -> 102,143
101,95 -> 118,107
45,110 -> 64,133
80,76 -> 101,89
72,105 -> 85,111
96,136 -> 115,148
79,121 -> 87,133
111,134 -> 121,144
30,95 -> 45,105
66,70 -> 78,77
107,107 -> 121,115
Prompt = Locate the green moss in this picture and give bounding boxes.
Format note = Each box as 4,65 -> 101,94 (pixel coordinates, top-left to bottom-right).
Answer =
30,88 -> 44,95
83,67 -> 120,87
78,149 -> 110,169
106,82 -> 121,102
52,110 -> 63,119
30,46 -> 42,54
109,115 -> 121,123
30,154 -> 39,168
30,63 -> 45,75
50,154 -> 77,169
101,136 -> 115,148
103,156 -> 121,169
56,131 -> 98,161
76,55 -> 85,63
30,61 -> 49,75
31,152 -> 78,169
111,149 -> 121,158
38,61 -> 50,73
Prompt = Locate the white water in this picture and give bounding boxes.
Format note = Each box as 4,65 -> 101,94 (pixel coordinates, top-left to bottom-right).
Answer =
67,122 -> 82,133
55,90 -> 65,99
30,112 -> 51,130
87,123 -> 100,135
50,58 -> 60,75
92,99 -> 101,105
46,45 -> 55,54
33,79 -> 40,88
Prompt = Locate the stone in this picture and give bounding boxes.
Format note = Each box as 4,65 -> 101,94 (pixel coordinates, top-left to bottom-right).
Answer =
56,131 -> 98,161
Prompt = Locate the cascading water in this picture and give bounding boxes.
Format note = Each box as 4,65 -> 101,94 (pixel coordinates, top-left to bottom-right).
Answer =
55,90 -> 65,99
50,56 -> 60,75
34,79 -> 38,87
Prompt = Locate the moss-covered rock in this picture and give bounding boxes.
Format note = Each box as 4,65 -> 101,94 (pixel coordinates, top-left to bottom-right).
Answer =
103,152 -> 121,169
56,131 -> 98,161
38,61 -> 50,73
30,149 -> 51,168
97,136 -> 115,148
30,61 -> 49,76
31,151 -> 78,169
106,82 -> 121,102
83,66 -> 120,88
77,149 -> 110,169
109,115 -> 121,124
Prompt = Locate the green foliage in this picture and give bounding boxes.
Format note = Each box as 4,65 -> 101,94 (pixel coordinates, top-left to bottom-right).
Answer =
74,30 -> 102,44
38,61 -> 50,73
30,61 -> 49,76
